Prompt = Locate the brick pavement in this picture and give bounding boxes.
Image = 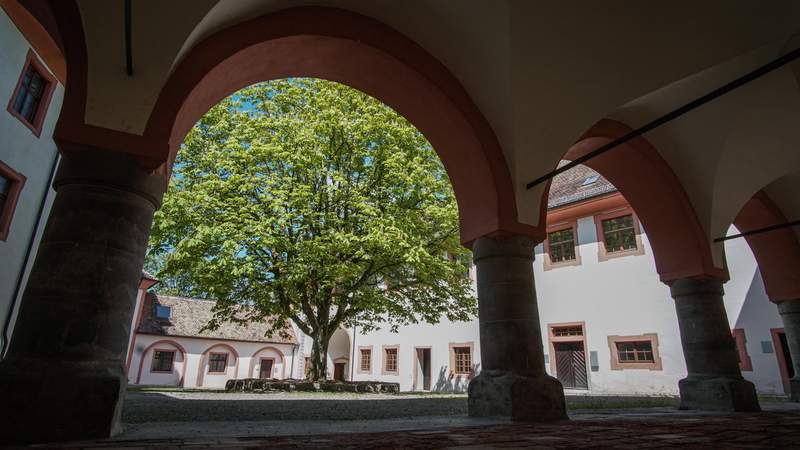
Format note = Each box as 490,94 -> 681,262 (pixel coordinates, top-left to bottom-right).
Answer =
27,410 -> 800,449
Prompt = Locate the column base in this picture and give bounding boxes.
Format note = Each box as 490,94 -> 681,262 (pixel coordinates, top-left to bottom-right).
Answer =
678,376 -> 760,412
790,378 -> 800,402
468,370 -> 567,421
0,357 -> 125,444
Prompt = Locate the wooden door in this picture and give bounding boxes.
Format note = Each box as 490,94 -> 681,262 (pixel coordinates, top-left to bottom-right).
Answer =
554,342 -> 588,389
416,348 -> 431,390
334,362 -> 346,381
259,358 -> 274,379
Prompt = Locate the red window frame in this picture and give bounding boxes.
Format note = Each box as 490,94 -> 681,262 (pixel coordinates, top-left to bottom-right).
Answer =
0,160 -> 26,241
7,50 -> 57,137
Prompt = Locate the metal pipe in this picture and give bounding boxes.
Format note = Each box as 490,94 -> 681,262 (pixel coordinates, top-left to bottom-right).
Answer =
714,220 -> 800,243
526,47 -> 800,190
124,0 -> 133,76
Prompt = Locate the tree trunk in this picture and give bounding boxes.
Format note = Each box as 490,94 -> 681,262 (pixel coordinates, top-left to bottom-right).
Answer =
308,333 -> 330,381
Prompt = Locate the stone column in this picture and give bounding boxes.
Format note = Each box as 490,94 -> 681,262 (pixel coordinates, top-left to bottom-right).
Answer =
0,150 -> 165,444
669,277 -> 760,411
468,233 -> 566,421
777,300 -> 800,401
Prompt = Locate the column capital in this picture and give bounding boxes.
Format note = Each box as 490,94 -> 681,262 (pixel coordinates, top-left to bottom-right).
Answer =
54,149 -> 167,209
778,299 -> 800,315
668,276 -> 725,299
472,232 -> 538,263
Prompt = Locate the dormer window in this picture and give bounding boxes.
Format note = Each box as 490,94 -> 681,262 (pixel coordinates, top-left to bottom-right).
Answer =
581,174 -> 600,186
155,304 -> 171,320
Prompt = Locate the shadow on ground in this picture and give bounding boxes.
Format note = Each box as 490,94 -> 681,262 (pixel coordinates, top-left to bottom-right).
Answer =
122,391 -> 687,424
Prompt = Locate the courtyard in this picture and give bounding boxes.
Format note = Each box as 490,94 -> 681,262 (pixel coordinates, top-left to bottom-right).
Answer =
21,389 -> 800,448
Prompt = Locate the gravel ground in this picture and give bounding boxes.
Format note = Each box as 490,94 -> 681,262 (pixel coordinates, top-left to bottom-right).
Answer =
122,391 -> 469,423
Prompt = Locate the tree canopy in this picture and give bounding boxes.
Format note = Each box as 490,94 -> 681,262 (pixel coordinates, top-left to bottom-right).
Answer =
147,78 -> 475,379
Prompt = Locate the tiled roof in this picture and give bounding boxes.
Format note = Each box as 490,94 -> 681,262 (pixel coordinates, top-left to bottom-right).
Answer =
547,162 -> 616,209
138,293 -> 297,344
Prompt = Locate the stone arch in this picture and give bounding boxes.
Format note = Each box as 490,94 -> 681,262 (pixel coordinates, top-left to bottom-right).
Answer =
734,190 -> 800,302
547,118 -> 725,283
196,342 -> 240,387
248,346 -> 287,379
135,339 -> 187,387
143,6 -> 529,245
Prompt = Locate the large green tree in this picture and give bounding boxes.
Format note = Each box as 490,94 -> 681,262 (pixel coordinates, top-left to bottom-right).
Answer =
147,79 -> 474,380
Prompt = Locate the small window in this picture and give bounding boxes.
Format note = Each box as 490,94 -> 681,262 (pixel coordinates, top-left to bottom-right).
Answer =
553,325 -> 583,337
616,341 -> 654,363
601,214 -> 638,253
384,347 -> 398,373
360,348 -> 371,372
151,350 -> 175,372
453,346 -> 472,375
7,51 -> 56,137
0,161 -> 26,241
608,334 -> 662,370
155,304 -> 171,320
12,64 -> 47,124
548,228 -> 576,263
208,353 -> 228,373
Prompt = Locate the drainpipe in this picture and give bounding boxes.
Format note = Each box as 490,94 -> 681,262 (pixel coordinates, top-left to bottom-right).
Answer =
2,153 -> 60,357
350,324 -> 357,381
289,343 -> 297,379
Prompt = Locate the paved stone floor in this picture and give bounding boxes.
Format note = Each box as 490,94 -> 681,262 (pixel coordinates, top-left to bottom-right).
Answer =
20,393 -> 800,449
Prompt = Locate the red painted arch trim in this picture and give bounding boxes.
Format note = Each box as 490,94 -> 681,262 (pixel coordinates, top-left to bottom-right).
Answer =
135,339 -> 188,387
553,119 -> 725,283
0,0 -> 65,84
248,346 -> 287,379
734,191 -> 800,302
144,6 -> 527,244
196,342 -> 240,387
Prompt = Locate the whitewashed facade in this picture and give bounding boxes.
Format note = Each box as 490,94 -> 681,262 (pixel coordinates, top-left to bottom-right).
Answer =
0,6 -> 63,355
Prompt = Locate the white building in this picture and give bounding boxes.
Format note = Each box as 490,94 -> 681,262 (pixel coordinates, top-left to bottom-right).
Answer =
125,277 -> 300,388
333,166 -> 791,396
0,2 -> 64,355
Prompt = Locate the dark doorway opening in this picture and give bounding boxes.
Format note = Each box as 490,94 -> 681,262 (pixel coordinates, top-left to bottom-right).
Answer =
259,358 -> 274,379
334,362 -> 346,381
773,328 -> 795,394
415,348 -> 431,390
554,342 -> 588,389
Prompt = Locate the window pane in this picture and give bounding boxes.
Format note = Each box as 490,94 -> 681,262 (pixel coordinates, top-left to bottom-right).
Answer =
548,229 -> 576,263
153,351 -> 174,372
360,349 -> 371,371
454,347 -> 471,373
602,215 -> 637,253
209,353 -> 227,372
385,348 -> 397,372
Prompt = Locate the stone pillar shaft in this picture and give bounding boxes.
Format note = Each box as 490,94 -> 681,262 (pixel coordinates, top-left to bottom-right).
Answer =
777,300 -> 800,401
669,277 -> 760,411
468,234 -> 566,421
0,150 -> 165,444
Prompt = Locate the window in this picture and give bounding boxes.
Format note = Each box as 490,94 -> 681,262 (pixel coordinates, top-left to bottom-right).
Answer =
154,304 -> 171,320
453,347 -> 472,374
449,342 -> 475,376
7,50 -> 56,137
0,161 -> 26,241
732,329 -> 753,371
581,174 -> 600,186
383,346 -> 398,374
594,208 -> 644,261
602,214 -> 637,253
616,341 -> 654,362
608,334 -> 662,370
208,352 -> 228,373
359,348 -> 372,373
151,350 -> 175,372
548,228 -> 576,263
552,326 -> 583,337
